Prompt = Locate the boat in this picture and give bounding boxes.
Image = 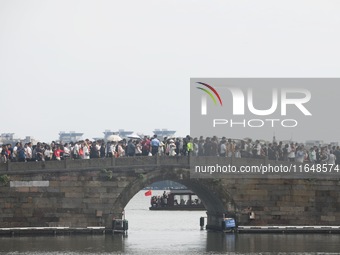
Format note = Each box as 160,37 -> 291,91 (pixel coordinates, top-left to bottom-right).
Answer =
222,217 -> 236,232
149,189 -> 206,211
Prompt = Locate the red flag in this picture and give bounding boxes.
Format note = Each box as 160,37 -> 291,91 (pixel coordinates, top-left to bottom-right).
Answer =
144,190 -> 152,196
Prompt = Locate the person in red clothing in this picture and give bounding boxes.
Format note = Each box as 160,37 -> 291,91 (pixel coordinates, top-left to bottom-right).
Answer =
53,145 -> 64,160
141,136 -> 150,156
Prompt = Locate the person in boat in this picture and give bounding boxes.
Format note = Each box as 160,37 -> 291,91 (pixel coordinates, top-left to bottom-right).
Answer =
150,196 -> 158,207
162,191 -> 168,207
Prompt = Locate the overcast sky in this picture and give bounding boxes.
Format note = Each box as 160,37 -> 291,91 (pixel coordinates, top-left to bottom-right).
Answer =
1,0 -> 339,142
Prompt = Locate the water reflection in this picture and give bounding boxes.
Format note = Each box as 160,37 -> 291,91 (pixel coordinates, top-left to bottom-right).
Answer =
206,232 -> 235,252
206,232 -> 340,253
2,232 -> 340,254
0,235 -> 125,254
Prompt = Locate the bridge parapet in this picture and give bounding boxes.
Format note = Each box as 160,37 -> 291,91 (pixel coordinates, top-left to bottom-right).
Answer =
159,156 -> 190,166
115,156 -> 157,166
2,156 -> 338,177
0,156 -> 193,173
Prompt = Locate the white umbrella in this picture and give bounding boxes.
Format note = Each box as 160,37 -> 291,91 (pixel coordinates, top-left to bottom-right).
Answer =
107,135 -> 122,142
259,139 -> 268,145
127,133 -> 141,139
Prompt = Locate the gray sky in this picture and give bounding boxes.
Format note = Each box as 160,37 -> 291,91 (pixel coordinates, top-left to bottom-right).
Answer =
1,0 -> 339,142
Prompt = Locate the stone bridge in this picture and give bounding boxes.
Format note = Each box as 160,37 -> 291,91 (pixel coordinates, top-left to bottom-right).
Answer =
0,156 -> 339,230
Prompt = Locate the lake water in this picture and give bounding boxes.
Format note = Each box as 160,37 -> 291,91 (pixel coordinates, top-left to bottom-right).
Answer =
1,190 -> 340,254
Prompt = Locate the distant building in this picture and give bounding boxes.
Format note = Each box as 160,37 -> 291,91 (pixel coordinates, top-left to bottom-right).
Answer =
21,136 -> 39,145
103,129 -> 135,140
59,131 -> 83,143
103,130 -> 116,140
0,134 -> 39,146
117,129 -> 133,138
0,133 -> 15,144
153,129 -> 176,139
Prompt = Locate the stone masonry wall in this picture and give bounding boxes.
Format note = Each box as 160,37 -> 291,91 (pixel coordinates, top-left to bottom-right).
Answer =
0,156 -> 339,228
224,178 -> 340,226
0,169 -> 132,228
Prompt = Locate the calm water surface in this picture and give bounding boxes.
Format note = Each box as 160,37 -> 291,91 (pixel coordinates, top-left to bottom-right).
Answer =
1,190 -> 340,254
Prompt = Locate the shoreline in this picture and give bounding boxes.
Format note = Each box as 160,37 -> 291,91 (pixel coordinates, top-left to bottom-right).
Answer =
2,226 -> 340,237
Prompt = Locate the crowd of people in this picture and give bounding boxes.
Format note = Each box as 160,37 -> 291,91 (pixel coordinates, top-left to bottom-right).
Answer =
150,191 -> 203,208
150,191 -> 170,208
0,135 -> 339,165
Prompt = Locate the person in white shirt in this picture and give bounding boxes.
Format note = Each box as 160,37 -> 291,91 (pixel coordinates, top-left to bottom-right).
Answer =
220,141 -> 227,157
44,145 -> 52,161
96,142 -> 101,154
252,140 -> 261,158
168,140 -> 177,156
25,142 -> 33,161
12,142 -> 18,162
73,142 -> 80,159
110,142 -> 116,157
288,143 -> 296,162
82,141 -> 90,159
63,143 -> 71,158
328,150 -> 336,164
295,146 -> 305,163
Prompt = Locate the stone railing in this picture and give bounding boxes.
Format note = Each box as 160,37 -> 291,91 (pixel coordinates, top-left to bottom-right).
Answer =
0,156 -> 294,173
0,156 -> 192,173
4,156 -> 335,180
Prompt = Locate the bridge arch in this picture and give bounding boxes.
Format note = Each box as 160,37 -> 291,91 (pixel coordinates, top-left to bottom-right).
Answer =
2,156 -> 336,229
113,166 -> 237,230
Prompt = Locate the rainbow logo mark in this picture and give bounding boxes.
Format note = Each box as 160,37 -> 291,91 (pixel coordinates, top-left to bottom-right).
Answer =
196,82 -> 223,115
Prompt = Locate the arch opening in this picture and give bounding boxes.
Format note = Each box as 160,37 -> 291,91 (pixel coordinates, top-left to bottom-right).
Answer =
111,167 -> 237,230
